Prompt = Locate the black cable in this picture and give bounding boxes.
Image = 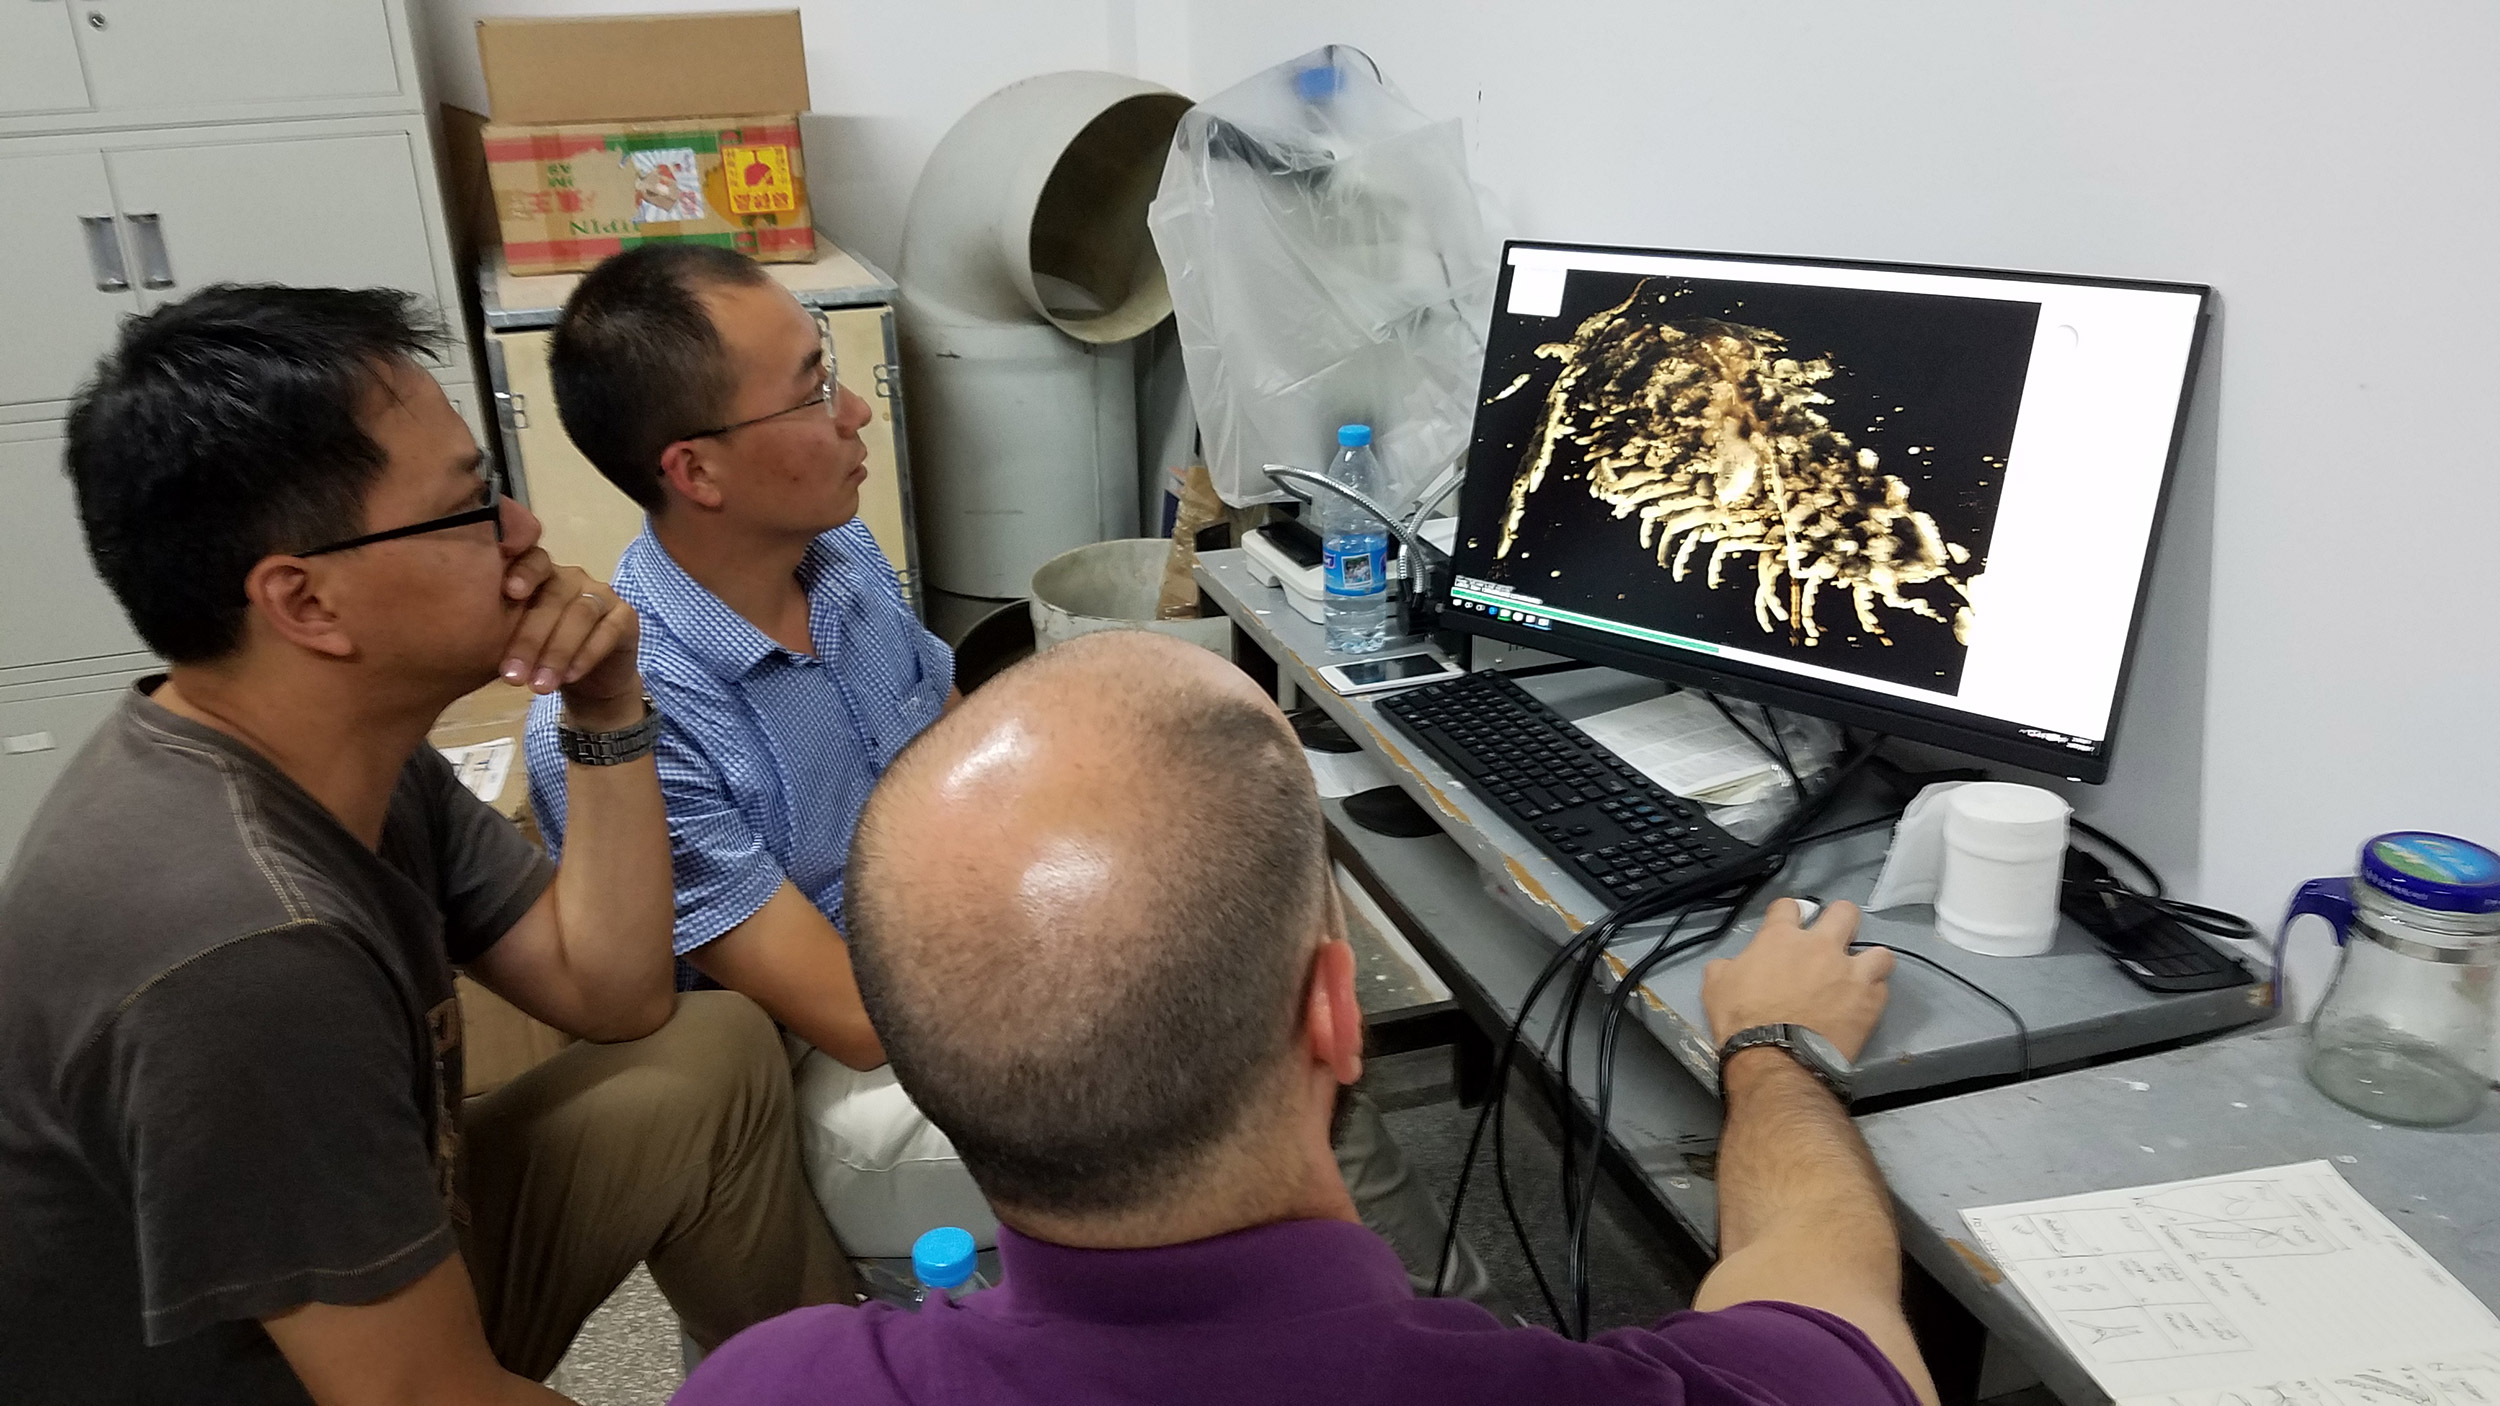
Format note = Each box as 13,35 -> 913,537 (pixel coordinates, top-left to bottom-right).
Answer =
2070,817 -> 2164,898
1575,888 -> 1761,1337
1430,846 -> 1804,1320
1430,883 -> 1681,1316
1556,736 -> 1886,1337
1706,694 -> 1805,804
1785,808 -> 1908,849
1854,943 -> 2032,1080
1760,701 -> 1801,798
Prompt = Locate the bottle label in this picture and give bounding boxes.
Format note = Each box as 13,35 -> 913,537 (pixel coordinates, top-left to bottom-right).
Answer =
1323,537 -> 1386,597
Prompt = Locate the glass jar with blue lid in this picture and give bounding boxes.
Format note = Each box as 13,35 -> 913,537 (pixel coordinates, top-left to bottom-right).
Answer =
2287,831 -> 2500,1126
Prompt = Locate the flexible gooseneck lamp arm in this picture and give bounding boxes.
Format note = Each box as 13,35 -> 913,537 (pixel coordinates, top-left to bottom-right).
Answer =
1261,462 -> 1449,639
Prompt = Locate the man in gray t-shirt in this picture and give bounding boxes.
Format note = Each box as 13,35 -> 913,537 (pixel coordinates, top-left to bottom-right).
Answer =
0,286 -> 846,1403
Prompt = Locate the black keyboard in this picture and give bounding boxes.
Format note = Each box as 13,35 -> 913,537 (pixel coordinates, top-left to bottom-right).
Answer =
1377,673 -> 1748,904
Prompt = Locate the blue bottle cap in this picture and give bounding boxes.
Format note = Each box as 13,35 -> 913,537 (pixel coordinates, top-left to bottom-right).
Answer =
1294,63 -> 1344,103
912,1226 -> 979,1290
1338,423 -> 1372,447
2358,832 -> 2500,914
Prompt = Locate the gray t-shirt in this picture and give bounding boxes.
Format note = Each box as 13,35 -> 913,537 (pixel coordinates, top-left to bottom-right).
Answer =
0,683 -> 554,1403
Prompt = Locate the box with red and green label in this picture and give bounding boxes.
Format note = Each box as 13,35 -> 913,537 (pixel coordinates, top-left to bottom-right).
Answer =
484,115 -> 813,276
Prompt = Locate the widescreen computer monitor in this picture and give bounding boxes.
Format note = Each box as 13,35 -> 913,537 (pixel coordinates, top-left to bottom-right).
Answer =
1444,242 -> 2211,784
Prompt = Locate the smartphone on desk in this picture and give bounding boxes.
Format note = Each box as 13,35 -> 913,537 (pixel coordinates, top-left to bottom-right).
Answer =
1318,648 -> 1465,697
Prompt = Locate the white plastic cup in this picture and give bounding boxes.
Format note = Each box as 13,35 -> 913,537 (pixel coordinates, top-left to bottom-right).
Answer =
1935,783 -> 2072,957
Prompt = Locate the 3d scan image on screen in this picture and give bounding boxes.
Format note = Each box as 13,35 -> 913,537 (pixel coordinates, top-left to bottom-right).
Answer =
1478,270 -> 2036,693
1448,244 -> 2208,777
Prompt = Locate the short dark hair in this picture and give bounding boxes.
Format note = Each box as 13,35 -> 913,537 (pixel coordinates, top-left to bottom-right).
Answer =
847,659 -> 1330,1217
548,244 -> 772,511
64,284 -> 446,663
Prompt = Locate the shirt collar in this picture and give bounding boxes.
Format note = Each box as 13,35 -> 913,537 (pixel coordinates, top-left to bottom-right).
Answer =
618,524 -> 851,682
982,1219 -> 1410,1327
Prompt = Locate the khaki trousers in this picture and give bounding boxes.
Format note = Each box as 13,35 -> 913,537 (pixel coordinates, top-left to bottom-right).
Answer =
457,990 -> 853,1380
1336,1089 -> 1500,1310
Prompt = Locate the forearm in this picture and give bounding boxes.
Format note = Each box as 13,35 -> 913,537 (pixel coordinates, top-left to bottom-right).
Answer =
765,986 -> 885,1071
684,883 -> 886,1070
1698,1050 -> 1938,1406
547,711 -> 675,1038
1712,1050 -> 1896,1270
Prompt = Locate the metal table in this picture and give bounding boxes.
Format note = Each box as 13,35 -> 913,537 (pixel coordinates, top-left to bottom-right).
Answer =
1859,1024 -> 2500,1404
1192,549 -> 2270,1105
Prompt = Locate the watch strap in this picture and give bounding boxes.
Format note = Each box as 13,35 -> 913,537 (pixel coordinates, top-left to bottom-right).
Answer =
557,695 -> 661,766
1718,1023 -> 1851,1101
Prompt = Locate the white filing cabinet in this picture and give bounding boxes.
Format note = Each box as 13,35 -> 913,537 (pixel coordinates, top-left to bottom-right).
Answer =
0,0 -> 476,868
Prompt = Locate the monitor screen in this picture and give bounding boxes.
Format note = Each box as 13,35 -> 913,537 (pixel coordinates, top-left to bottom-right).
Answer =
1445,242 -> 2209,782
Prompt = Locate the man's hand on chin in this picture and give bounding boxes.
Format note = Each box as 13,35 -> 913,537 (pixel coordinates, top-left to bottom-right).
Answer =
498,548 -> 644,730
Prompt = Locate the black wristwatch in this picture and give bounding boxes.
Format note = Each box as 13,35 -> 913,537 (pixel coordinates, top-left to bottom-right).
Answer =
1717,1023 -> 1854,1102
556,695 -> 661,766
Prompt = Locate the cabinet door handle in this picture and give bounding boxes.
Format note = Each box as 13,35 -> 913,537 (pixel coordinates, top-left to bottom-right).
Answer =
79,215 -> 129,292
124,212 -> 176,290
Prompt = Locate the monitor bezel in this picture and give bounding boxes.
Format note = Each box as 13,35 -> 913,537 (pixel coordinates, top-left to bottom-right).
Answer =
1447,241 -> 2215,784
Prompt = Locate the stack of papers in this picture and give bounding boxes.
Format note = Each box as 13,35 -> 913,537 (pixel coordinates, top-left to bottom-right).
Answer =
1963,1161 -> 2500,1404
1573,691 -> 1792,802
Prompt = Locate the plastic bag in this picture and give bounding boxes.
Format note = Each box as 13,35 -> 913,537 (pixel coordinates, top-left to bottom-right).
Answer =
1148,45 -> 1502,510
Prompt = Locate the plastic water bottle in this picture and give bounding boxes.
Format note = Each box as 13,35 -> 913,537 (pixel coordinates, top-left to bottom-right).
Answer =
909,1226 -> 988,1308
1321,423 -> 1391,654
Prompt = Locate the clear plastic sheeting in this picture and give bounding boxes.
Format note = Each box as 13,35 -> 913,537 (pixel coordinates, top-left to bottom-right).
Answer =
1148,45 -> 1501,509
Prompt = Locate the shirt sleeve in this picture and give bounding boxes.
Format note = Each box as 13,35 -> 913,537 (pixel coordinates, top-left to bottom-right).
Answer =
1599,1301 -> 1921,1405
86,923 -> 455,1345
522,689 -> 570,865
651,701 -> 787,955
409,741 -> 557,965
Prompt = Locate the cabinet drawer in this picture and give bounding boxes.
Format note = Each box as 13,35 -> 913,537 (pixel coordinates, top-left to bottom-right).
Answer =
75,0 -> 400,115
0,1 -> 92,119
0,678 -> 136,870
0,151 -> 138,410
0,426 -> 147,672
111,131 -> 446,318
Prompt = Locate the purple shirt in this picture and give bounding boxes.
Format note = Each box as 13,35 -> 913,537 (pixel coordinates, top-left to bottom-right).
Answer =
676,1220 -> 1917,1406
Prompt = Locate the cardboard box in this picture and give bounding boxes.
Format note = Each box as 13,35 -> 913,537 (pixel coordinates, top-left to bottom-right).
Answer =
477,10 -> 809,126
485,115 -> 814,276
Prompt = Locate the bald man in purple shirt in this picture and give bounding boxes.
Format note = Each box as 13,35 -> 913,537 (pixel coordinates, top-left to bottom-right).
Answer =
676,631 -> 1939,1406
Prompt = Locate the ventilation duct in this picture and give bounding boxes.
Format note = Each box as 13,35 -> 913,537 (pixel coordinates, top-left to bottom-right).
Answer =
897,73 -> 1192,601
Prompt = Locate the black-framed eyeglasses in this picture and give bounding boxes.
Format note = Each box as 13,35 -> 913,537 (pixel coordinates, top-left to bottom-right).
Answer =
296,475 -> 505,558
681,355 -> 839,443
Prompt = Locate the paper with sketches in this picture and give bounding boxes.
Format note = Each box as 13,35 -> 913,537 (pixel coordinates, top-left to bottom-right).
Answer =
437,738 -> 516,805
1962,1161 -> 2500,1404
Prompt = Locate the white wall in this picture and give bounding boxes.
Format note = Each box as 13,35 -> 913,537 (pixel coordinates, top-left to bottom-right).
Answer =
421,0 -> 2500,935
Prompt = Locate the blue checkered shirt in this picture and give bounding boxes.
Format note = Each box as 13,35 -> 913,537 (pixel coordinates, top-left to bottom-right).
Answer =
525,520 -> 952,987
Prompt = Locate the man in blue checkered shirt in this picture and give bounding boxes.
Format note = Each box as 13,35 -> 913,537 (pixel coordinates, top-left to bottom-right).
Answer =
521,246 -> 1495,1307
522,246 -> 949,1072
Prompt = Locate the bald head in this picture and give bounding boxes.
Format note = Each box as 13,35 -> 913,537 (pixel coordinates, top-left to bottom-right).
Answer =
846,631 -> 1331,1218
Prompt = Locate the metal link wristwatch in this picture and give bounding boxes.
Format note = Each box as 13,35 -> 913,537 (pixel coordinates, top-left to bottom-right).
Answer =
555,695 -> 661,766
1717,1023 -> 1854,1102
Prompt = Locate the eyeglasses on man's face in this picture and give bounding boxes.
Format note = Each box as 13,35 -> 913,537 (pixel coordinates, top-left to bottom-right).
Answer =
294,472 -> 504,559
680,349 -> 840,443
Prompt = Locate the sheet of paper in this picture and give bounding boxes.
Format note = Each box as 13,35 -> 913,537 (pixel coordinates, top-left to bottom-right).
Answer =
1572,691 -> 1775,799
1962,1161 -> 2500,1404
437,738 -> 516,805
1305,746 -> 1396,799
